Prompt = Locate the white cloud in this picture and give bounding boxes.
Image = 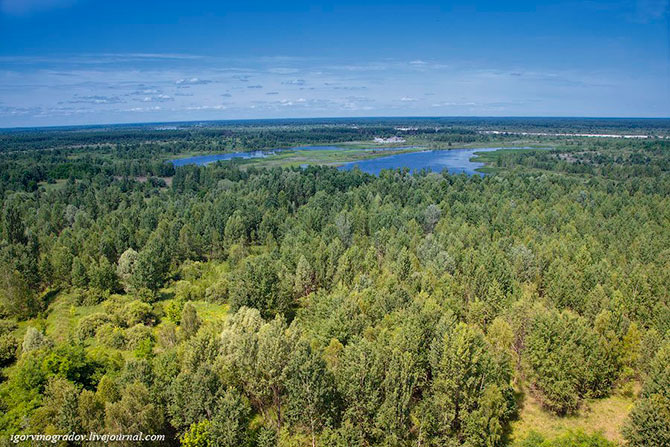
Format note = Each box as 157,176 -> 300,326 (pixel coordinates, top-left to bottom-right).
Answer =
142,94 -> 173,103
185,105 -> 227,110
175,77 -> 212,86
0,53 -> 667,126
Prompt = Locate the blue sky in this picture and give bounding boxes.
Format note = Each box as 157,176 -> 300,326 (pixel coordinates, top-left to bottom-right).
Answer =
0,0 -> 668,127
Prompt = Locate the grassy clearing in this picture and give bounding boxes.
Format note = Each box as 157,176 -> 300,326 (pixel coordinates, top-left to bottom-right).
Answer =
12,290 -> 104,344
472,147 -> 552,174
509,389 -> 635,444
190,300 -> 229,322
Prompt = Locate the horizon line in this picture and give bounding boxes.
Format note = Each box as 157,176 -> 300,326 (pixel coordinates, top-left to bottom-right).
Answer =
2,115 -> 670,132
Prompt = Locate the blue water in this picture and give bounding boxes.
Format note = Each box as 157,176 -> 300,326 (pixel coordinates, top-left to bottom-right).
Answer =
170,150 -> 273,167
170,145 -> 535,175
169,145 -> 419,167
338,147 -> 527,176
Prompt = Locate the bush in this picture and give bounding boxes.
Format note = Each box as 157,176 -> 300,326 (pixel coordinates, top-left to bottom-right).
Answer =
125,324 -> 154,350
0,333 -> 19,366
22,327 -> 52,353
96,323 -> 127,349
0,319 -> 18,335
121,300 -> 154,327
76,313 -> 111,340
164,299 -> 184,325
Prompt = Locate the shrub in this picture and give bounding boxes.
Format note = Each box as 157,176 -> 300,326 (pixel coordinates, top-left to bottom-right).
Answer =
121,300 -> 154,327
96,323 -> 127,349
0,333 -> 19,366
22,327 -> 52,353
76,313 -> 111,340
125,324 -> 154,350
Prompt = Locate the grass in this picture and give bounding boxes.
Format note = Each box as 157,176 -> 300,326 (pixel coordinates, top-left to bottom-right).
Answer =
472,147 -> 552,174
13,290 -> 105,344
190,300 -> 229,322
238,146 -> 424,169
509,389 -> 635,444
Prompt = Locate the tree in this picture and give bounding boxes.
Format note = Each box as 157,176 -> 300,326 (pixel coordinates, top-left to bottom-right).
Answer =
131,232 -> 170,292
294,255 -> 316,298
2,200 -> 26,244
423,204 -> 442,233
0,269 -> 39,319
117,248 -> 139,292
208,387 -> 252,447
169,363 -> 223,430
181,302 -> 201,339
623,343 -> 670,447
22,327 -> 52,353
332,337 -> 385,444
286,341 -> 337,447
374,349 -> 419,445
105,382 -> 166,446
0,332 -> 19,366
229,255 -> 291,318
429,323 -> 514,446
181,420 -> 213,447
524,308 -> 614,415
71,256 -> 88,288
89,255 -> 118,292
30,377 -> 81,434
219,310 -> 299,434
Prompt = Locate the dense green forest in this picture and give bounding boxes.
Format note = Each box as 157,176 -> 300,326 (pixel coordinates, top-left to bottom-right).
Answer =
0,120 -> 669,446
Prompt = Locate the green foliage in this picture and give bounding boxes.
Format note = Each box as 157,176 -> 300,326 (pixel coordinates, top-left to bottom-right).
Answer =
96,323 -> 127,349
229,254 -> 292,318
181,302 -> 201,339
117,248 -> 139,292
524,308 -> 619,415
517,430 -> 616,447
22,327 -> 52,353
0,269 -> 39,319
623,343 -> 670,447
105,382 -> 166,445
428,323 -> 515,446
14,343 -> 102,393
2,123 -> 670,444
125,323 -> 154,351
0,333 -> 18,366
88,255 -> 118,292
181,419 -> 212,447
76,312 -> 111,340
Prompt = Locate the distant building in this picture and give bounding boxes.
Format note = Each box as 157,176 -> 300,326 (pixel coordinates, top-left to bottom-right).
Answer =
373,136 -> 406,143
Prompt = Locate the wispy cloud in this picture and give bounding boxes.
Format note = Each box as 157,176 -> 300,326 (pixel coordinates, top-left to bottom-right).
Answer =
142,94 -> 173,103
63,95 -> 124,104
0,53 -> 667,126
282,79 -> 306,86
175,77 -> 213,86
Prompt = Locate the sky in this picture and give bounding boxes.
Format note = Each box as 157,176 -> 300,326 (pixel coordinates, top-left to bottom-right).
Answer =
0,0 -> 669,127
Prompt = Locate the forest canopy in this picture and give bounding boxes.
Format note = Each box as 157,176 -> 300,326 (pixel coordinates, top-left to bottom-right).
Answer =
0,119 -> 668,446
